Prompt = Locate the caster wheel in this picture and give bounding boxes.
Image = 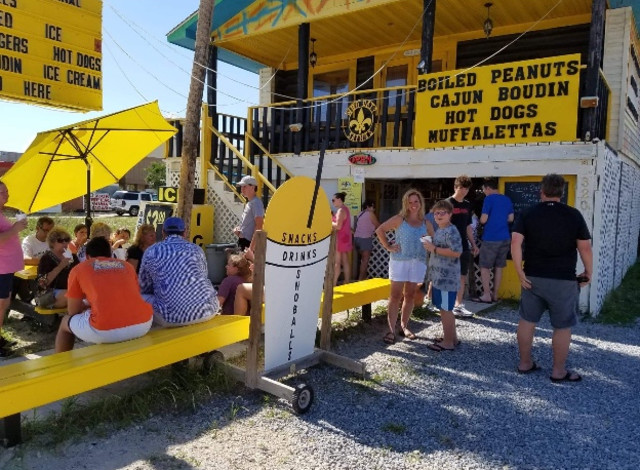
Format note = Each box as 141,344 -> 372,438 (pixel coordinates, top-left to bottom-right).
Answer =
291,383 -> 314,414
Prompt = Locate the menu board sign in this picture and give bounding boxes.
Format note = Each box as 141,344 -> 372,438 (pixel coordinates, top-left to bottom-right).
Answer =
0,0 -> 102,110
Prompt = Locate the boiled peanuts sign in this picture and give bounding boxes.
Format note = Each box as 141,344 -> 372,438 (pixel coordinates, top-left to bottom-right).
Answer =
414,54 -> 581,148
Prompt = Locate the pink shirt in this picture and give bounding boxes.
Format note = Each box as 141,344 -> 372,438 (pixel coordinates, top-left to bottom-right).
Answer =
354,210 -> 376,238
0,213 -> 24,274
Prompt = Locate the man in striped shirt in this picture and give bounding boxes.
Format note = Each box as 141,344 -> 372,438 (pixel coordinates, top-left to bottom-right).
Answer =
139,217 -> 219,326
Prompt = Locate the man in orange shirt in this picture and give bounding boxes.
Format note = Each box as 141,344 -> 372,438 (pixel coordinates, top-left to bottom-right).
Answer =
55,237 -> 153,353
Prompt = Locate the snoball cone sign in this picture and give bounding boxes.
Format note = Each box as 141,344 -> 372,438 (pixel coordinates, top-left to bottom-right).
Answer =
263,177 -> 332,371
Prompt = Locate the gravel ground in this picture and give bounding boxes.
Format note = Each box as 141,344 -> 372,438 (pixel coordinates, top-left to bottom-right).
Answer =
2,305 -> 640,470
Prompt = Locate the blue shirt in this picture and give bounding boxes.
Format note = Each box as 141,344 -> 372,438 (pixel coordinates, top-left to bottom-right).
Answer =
139,236 -> 218,324
481,193 -> 514,241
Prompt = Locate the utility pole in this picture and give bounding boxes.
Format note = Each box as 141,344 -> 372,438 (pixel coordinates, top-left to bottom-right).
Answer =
177,0 -> 215,237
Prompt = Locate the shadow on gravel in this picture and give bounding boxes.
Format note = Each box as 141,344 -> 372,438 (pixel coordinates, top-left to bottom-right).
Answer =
292,307 -> 640,469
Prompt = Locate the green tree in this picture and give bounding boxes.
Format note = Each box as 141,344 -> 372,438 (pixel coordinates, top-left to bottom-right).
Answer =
145,161 -> 166,189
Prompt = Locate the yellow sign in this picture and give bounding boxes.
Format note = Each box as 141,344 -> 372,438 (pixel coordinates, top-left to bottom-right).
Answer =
263,176 -> 332,370
158,186 -> 178,203
344,99 -> 377,143
414,54 -> 581,148
338,176 -> 362,213
141,202 -> 213,248
0,0 -> 102,111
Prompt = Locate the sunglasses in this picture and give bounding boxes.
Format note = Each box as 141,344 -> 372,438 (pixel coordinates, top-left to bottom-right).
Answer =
56,237 -> 71,243
434,210 -> 450,217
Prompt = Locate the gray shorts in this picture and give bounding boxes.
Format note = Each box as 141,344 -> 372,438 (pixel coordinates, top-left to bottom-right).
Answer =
479,240 -> 510,268
519,276 -> 578,329
354,237 -> 373,252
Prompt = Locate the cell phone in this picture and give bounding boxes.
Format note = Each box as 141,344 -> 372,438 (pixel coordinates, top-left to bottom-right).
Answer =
576,275 -> 589,283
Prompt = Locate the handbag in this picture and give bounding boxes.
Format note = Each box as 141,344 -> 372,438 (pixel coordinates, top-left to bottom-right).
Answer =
35,289 -> 56,309
35,272 -> 56,309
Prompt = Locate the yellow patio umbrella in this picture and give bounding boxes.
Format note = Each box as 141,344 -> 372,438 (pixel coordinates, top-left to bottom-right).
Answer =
1,101 -> 177,230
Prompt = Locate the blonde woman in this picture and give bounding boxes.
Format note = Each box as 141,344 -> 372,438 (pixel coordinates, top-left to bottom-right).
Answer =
126,224 -> 157,274
375,189 -> 427,344
37,227 -> 80,308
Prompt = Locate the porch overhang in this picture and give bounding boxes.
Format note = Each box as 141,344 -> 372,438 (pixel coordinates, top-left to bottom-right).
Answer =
168,0 -> 594,73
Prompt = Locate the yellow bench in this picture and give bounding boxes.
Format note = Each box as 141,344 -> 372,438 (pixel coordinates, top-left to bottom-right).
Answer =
0,314 -> 250,447
330,278 -> 391,322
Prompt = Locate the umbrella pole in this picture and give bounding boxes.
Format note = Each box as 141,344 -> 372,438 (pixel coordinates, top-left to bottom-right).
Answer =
85,163 -> 93,236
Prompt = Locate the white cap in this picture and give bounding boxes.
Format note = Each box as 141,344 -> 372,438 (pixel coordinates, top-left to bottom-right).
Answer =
236,175 -> 258,187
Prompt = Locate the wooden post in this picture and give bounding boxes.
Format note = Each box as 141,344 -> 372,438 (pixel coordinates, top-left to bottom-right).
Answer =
246,230 -> 267,388
295,23 -> 310,155
320,230 -> 337,351
418,0 -> 437,74
581,0 -> 606,141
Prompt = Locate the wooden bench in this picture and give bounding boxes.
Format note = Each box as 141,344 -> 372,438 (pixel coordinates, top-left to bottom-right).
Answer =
0,314 -> 250,447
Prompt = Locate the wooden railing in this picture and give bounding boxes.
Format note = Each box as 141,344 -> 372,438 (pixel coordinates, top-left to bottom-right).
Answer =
207,118 -> 292,207
594,69 -> 611,141
248,85 -> 416,155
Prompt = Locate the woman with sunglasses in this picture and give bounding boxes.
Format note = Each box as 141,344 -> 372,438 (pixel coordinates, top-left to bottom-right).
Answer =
375,189 -> 428,344
37,227 -> 79,309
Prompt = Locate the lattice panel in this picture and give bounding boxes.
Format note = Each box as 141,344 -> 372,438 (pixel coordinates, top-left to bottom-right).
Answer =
593,146 -> 621,314
616,163 -> 633,286
165,158 -> 201,189
367,232 -> 394,279
208,184 -> 241,244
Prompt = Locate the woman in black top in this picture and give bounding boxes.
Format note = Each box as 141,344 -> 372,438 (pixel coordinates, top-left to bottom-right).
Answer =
37,227 -> 79,308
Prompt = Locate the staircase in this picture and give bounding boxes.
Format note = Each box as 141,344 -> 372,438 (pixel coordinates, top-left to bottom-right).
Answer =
202,109 -> 293,243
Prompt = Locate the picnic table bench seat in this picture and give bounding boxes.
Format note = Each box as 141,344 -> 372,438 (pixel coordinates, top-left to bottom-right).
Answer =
0,314 -> 250,447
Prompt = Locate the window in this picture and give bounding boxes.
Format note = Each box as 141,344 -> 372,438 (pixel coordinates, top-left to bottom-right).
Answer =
313,69 -> 349,122
385,64 -> 408,107
142,193 -> 151,201
123,193 -> 138,201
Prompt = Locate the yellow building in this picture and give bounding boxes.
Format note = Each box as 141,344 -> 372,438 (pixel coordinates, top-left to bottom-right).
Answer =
168,0 -> 640,315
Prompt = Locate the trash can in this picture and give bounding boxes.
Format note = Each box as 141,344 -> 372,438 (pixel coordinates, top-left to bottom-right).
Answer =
205,243 -> 237,285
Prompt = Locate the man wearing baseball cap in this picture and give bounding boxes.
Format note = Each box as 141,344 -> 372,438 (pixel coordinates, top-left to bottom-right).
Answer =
138,216 -> 219,326
234,175 -> 264,251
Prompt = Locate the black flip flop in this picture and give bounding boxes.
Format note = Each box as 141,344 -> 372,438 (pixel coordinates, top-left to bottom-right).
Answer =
382,332 -> 396,345
433,338 -> 461,346
427,343 -> 454,352
517,361 -> 541,374
550,371 -> 582,383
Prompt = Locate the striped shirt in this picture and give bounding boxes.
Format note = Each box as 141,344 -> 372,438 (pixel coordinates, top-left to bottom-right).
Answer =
139,236 -> 218,324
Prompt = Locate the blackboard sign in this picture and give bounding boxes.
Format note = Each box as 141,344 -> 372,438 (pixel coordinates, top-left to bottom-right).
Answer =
505,181 -> 568,221
142,203 -> 175,239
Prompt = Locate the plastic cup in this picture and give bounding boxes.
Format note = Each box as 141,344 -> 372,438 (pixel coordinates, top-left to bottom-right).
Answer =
15,213 -> 26,221
421,235 -> 432,243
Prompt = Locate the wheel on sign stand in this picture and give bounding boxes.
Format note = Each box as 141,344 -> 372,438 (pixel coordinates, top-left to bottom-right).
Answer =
291,383 -> 314,414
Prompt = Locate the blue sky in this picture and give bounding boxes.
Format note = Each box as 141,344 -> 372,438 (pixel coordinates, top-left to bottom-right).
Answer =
0,0 -> 258,153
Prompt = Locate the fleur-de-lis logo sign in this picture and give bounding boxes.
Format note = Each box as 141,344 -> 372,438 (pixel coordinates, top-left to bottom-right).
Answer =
344,99 -> 377,143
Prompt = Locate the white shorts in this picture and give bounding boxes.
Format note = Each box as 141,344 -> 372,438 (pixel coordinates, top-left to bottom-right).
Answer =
389,258 -> 427,284
69,310 -> 153,344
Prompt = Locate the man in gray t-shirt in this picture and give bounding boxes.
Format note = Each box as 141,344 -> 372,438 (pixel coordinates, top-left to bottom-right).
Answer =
234,175 -> 265,250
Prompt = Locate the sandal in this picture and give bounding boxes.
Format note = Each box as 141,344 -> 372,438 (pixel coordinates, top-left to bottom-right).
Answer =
550,371 -> 582,383
382,332 -> 396,345
428,343 -> 455,352
432,337 -> 461,346
399,328 -> 417,340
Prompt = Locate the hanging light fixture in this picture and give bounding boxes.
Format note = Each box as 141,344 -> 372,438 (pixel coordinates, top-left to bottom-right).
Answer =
483,3 -> 494,38
309,38 -> 317,68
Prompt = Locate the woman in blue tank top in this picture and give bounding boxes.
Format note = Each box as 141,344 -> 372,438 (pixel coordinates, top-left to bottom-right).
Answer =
375,188 -> 427,344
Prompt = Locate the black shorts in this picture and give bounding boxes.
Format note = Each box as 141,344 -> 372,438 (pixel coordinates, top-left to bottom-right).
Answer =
460,250 -> 471,276
0,273 -> 15,299
238,238 -> 251,250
